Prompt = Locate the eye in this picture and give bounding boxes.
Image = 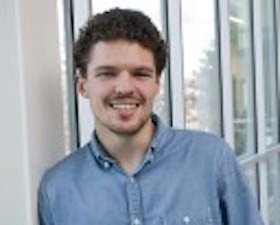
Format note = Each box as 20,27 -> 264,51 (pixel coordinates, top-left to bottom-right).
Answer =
134,71 -> 152,79
96,71 -> 116,78
135,72 -> 149,77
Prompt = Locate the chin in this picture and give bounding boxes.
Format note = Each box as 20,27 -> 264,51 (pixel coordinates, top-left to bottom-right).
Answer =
112,126 -> 142,135
110,120 -> 148,135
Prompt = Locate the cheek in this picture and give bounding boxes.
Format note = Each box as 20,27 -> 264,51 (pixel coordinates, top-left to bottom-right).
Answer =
88,85 -> 115,109
88,82 -> 110,97
87,88 -> 104,108
145,87 -> 160,103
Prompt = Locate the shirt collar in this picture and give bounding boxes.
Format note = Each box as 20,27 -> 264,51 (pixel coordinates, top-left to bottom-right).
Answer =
90,132 -> 115,163
149,114 -> 170,152
89,114 -> 170,164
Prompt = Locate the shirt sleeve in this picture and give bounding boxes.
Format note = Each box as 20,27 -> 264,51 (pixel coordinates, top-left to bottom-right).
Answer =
217,144 -> 265,225
38,176 -> 54,225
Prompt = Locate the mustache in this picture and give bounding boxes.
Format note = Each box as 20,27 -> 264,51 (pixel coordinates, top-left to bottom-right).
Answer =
109,92 -> 140,99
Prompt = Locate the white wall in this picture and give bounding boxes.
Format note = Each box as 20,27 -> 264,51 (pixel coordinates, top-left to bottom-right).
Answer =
0,0 -> 65,224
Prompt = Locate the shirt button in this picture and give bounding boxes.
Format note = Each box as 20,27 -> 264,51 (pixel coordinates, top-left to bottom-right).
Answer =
103,161 -> 110,168
132,218 -> 141,225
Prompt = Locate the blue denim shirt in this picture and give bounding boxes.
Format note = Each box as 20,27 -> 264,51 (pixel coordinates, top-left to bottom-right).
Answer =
38,115 -> 264,225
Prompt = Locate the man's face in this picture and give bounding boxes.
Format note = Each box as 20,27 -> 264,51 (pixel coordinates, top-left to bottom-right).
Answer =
77,40 -> 160,136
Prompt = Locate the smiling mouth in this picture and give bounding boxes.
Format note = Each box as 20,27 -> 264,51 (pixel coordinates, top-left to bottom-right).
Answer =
110,103 -> 139,110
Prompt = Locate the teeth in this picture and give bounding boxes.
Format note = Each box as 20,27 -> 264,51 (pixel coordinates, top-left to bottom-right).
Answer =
112,104 -> 138,109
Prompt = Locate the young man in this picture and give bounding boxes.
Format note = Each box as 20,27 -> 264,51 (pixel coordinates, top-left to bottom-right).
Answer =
38,8 -> 264,225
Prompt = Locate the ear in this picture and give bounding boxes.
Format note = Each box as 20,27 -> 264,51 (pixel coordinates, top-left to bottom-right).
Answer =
76,73 -> 89,98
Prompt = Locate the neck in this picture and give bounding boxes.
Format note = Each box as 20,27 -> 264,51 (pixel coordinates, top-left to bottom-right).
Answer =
96,119 -> 155,174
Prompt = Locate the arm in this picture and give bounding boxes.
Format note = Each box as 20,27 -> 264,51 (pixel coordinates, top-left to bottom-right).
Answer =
38,178 -> 54,225
217,145 -> 264,225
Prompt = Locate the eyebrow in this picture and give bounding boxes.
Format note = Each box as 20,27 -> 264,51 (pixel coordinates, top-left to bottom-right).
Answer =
94,66 -> 116,72
134,67 -> 155,73
94,65 -> 155,73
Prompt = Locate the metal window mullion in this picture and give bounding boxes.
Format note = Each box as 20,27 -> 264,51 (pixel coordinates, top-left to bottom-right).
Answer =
164,0 -> 185,129
276,0 -> 280,214
252,0 -> 266,153
217,0 -> 234,147
276,0 -> 280,143
252,0 -> 269,223
240,144 -> 280,168
63,0 -> 80,150
270,0 -> 280,144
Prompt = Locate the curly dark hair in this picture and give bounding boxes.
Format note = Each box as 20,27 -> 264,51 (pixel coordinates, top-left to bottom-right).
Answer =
73,8 -> 167,77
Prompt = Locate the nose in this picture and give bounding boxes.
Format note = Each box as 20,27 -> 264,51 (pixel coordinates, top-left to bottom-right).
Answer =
115,72 -> 134,95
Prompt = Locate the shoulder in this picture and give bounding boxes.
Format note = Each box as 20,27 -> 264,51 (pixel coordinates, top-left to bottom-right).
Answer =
168,127 -> 231,153
154,115 -> 230,155
160,127 -> 238,170
39,142 -> 93,191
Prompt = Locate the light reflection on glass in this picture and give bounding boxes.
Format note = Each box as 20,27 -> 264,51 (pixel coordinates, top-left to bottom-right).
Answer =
229,0 -> 256,155
244,166 -> 258,201
261,0 -> 279,147
181,0 -> 222,135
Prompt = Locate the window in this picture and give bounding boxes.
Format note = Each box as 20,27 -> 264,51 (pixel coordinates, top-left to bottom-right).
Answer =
244,166 -> 258,200
229,0 -> 256,156
68,1 -> 280,223
261,0 -> 279,146
181,0 -> 222,135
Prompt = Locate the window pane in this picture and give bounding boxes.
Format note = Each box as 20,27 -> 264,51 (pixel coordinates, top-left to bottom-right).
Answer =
261,0 -> 279,146
267,155 -> 280,225
90,0 -> 168,122
181,0 -> 222,135
229,0 -> 256,155
244,165 -> 258,201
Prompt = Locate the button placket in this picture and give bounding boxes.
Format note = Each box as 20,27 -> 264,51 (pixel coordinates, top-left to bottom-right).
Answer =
126,176 -> 143,225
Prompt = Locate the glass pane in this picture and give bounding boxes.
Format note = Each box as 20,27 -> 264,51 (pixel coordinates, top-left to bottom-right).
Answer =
229,0 -> 256,155
243,165 -> 258,202
181,0 -> 222,135
261,0 -> 279,146
267,154 -> 280,225
90,0 -> 168,122
57,0 -> 73,153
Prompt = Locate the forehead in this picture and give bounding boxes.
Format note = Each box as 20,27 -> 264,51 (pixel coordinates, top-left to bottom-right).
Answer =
88,40 -> 155,68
